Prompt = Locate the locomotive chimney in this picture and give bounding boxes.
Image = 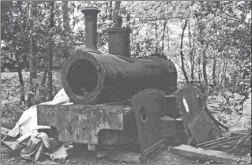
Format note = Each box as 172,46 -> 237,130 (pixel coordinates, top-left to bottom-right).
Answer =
81,7 -> 100,51
107,27 -> 131,57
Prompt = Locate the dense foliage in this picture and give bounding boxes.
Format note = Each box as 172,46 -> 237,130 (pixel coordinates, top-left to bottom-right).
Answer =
1,1 -> 251,108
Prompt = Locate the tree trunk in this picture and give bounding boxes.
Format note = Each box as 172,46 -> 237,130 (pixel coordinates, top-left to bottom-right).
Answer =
109,1 -> 113,20
198,20 -> 208,98
136,43 -> 140,57
126,13 -> 131,57
13,39 -> 25,104
10,2 -> 25,104
198,57 -> 201,83
29,3 -> 37,79
202,43 -> 209,100
217,60 -> 221,85
62,1 -> 70,58
126,13 -> 130,28
17,69 -> 25,104
212,53 -> 217,86
35,67 -> 48,104
16,52 -> 25,105
27,2 -> 38,107
41,68 -> 48,88
161,20 -> 167,53
62,1 -> 70,31
180,20 -> 189,86
167,21 -> 170,51
188,19 -> 194,86
48,1 -> 54,100
23,41 -> 30,70
155,21 -> 158,54
27,34 -> 38,107
221,59 -> 228,89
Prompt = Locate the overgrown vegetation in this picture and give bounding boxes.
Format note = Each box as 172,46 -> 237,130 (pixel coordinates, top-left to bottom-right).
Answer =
1,71 -> 61,128
1,1 -> 251,103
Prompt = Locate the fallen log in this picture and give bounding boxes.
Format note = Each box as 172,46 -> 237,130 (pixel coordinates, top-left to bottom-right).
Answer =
230,131 -> 247,137
171,144 -> 240,164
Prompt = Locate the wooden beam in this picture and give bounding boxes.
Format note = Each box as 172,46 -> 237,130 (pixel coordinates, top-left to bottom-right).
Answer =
196,136 -> 242,148
98,150 -> 141,164
171,144 -> 240,164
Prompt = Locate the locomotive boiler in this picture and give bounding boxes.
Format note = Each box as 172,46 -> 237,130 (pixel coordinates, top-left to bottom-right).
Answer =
37,7 -> 222,162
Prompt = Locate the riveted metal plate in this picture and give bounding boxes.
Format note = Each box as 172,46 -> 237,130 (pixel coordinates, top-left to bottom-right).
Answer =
132,89 -> 166,156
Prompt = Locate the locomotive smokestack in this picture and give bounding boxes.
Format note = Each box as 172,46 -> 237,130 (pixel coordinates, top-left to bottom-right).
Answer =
107,27 -> 131,57
81,7 -> 100,51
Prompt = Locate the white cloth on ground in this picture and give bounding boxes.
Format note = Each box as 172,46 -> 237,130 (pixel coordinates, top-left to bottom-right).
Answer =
1,88 -> 72,162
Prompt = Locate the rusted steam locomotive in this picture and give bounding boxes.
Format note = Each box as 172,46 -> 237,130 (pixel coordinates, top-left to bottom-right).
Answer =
37,7 -> 222,162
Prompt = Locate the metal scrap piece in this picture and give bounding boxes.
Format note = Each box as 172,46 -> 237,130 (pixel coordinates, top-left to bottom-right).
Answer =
174,87 -> 222,144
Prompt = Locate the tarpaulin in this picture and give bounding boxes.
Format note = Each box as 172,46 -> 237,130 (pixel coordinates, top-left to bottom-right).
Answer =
1,88 -> 72,162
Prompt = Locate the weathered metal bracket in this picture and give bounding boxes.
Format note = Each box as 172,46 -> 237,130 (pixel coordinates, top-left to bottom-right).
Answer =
37,104 -> 124,145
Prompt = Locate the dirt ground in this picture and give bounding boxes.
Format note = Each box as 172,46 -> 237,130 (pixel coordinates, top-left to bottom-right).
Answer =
1,143 -> 201,164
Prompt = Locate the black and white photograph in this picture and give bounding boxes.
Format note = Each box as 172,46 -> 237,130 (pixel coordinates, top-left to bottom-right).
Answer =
1,1 -> 251,164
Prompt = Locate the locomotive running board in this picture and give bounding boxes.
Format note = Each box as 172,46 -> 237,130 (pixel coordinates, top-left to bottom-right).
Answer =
132,89 -> 166,160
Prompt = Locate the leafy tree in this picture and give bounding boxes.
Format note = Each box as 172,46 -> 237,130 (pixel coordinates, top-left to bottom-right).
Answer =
1,1 -> 250,109
1,1 -> 26,104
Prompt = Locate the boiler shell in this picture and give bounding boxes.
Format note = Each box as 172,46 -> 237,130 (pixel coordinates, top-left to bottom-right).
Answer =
61,50 -> 177,104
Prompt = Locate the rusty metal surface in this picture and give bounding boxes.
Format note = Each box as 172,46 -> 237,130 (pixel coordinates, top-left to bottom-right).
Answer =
163,95 -> 181,118
107,27 -> 131,57
98,107 -> 140,150
118,107 -> 140,150
37,104 -> 124,145
81,7 -> 100,51
174,87 -> 222,144
132,89 -> 165,156
160,116 -> 177,138
62,50 -> 177,104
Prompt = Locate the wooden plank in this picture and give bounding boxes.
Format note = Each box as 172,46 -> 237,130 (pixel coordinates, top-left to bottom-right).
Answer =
103,150 -> 141,164
37,160 -> 58,164
197,137 -> 228,147
171,144 -> 240,164
197,136 -> 241,149
207,138 -> 239,150
230,131 -> 247,137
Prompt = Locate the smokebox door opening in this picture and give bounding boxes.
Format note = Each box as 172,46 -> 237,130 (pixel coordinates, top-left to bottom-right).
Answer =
67,59 -> 98,97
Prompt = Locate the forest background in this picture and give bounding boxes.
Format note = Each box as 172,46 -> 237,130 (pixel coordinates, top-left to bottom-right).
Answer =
1,1 -> 251,133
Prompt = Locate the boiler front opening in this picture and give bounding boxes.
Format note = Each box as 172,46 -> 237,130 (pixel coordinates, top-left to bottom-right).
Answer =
66,59 -> 98,97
